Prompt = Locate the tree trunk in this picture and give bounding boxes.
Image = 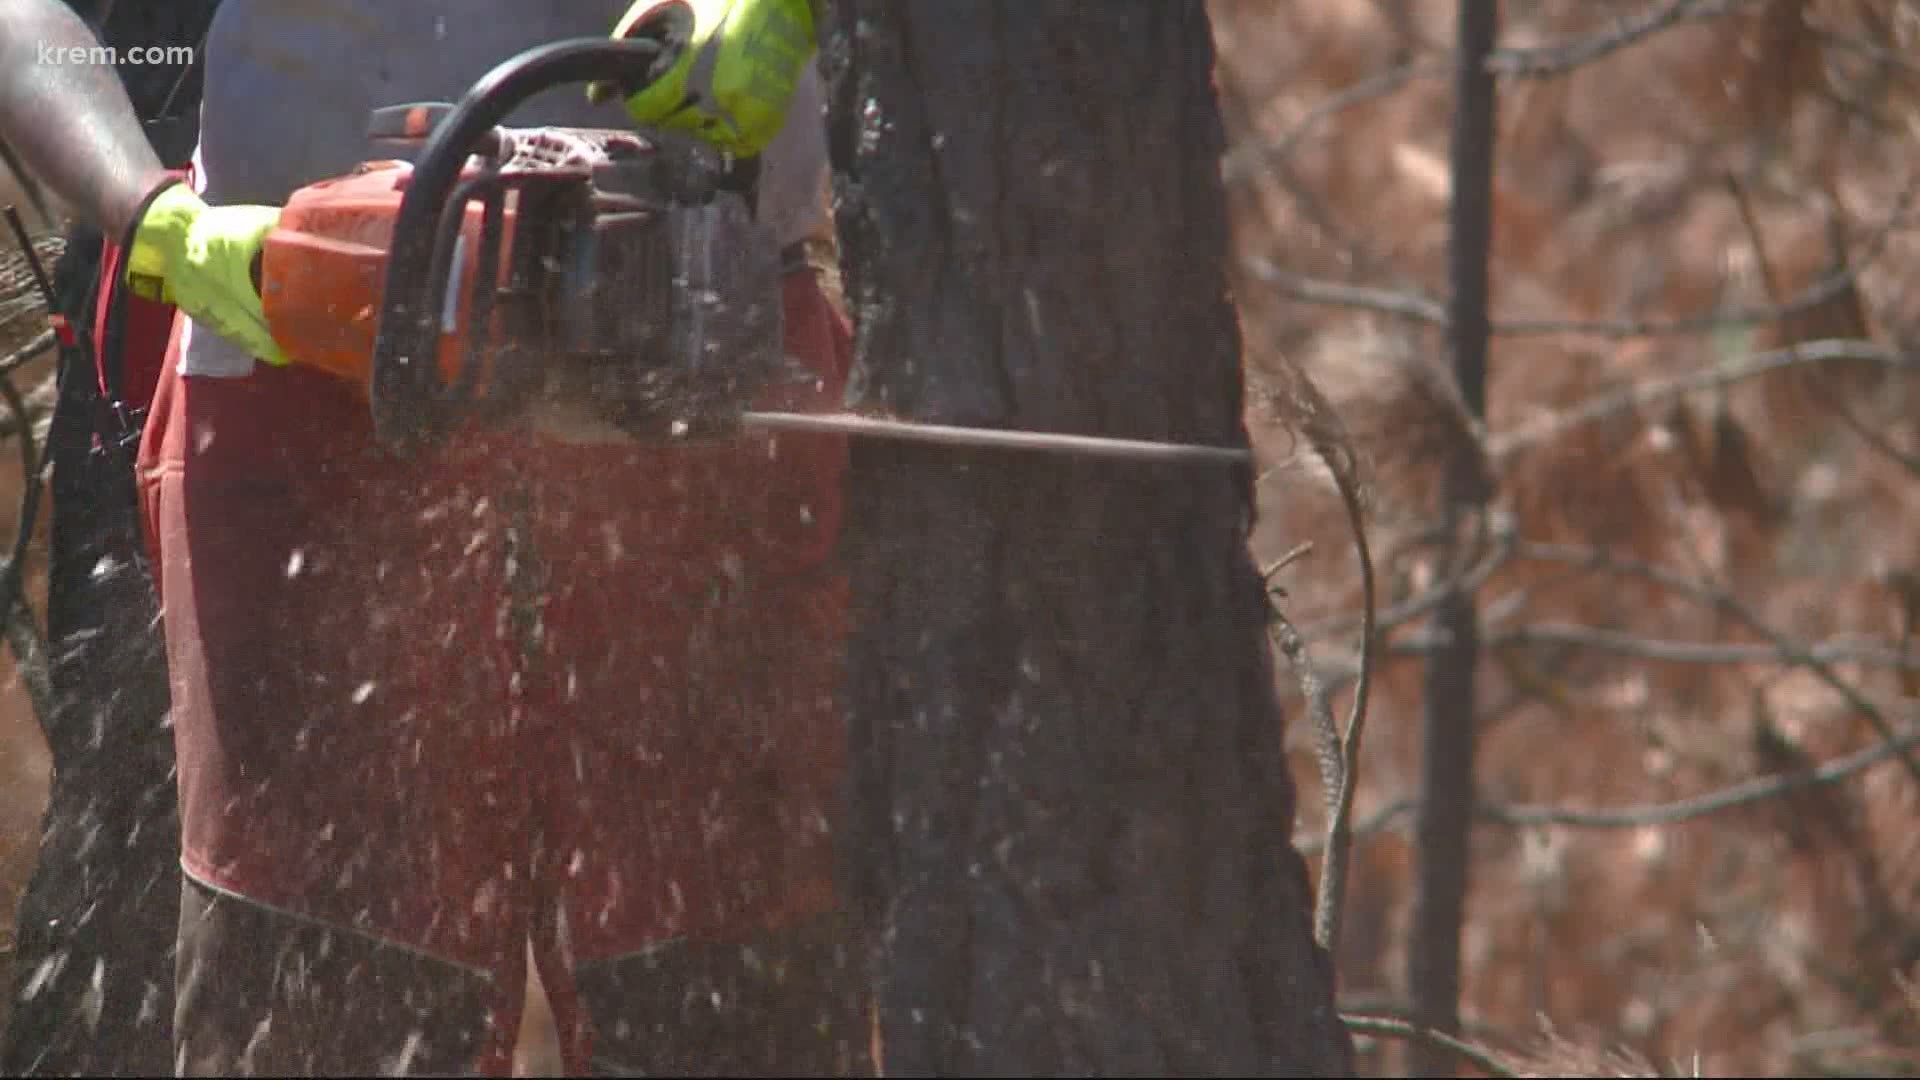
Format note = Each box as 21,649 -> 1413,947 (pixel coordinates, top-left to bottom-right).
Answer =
1408,3 -> 1498,1075
819,2 -> 1351,1073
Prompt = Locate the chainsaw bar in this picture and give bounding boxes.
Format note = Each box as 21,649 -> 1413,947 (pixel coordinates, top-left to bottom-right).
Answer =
739,411 -> 1251,465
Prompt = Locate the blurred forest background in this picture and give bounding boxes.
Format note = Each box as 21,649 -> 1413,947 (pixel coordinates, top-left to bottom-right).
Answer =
4,0 -> 1920,1075
1219,0 -> 1920,1075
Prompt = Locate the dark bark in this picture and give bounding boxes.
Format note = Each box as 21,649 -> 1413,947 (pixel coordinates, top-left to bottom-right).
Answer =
0,3 -> 209,1073
1408,2 -> 1499,1076
819,2 -> 1350,1074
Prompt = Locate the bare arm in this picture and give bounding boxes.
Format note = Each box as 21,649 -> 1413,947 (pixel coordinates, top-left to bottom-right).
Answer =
0,0 -> 171,238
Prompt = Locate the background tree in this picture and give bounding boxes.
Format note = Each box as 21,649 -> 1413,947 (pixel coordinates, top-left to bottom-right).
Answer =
819,2 -> 1352,1073
1409,3 -> 1498,1075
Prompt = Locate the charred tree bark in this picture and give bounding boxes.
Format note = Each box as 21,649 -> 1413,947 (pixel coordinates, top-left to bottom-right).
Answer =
819,3 -> 1350,1074
1407,2 -> 1498,1076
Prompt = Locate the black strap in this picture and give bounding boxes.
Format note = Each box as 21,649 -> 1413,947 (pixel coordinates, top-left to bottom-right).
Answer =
95,175 -> 186,460
71,0 -> 220,460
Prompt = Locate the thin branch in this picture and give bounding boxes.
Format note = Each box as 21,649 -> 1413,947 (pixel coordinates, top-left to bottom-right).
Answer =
0,373 -> 51,722
1222,59 -> 1448,184
1723,173 -> 1920,479
1260,541 -> 1314,580
1807,26 -> 1920,80
1267,391 -> 1379,959
1258,263 -> 1896,342
1301,725 -> 1920,841
1342,1013 -> 1519,1078
1253,167 -> 1918,340
1290,509 -> 1516,644
1493,271 -> 1885,336
1476,622 -> 1920,672
1297,795 -> 1417,856
1243,257 -> 1447,324
1486,727 -> 1920,828
0,328 -> 52,377
1261,156 -> 1417,288
1510,541 -> 1920,783
1271,611 -> 1343,843
1375,513 -> 1514,636
1488,338 -> 1911,459
1485,0 -> 1767,78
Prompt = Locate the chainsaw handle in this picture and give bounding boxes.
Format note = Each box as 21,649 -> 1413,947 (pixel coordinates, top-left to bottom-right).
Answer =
367,36 -> 671,452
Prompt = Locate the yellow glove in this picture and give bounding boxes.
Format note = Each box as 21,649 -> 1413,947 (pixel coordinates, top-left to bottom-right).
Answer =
601,0 -> 816,158
125,183 -> 291,367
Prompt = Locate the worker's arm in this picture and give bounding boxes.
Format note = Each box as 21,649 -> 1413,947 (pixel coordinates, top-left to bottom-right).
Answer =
0,0 -> 288,364
0,0 -> 171,239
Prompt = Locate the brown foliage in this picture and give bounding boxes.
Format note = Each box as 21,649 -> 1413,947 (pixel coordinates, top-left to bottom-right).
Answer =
1219,0 -> 1920,1073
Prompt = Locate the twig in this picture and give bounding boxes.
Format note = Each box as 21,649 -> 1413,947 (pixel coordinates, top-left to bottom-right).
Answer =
1253,163 -> 1918,341
1261,541 -> 1314,580
1488,338 -> 1910,459
0,143 -> 53,229
1338,992 -> 1513,1044
1342,1013 -> 1519,1078
1807,26 -> 1920,80
1511,541 -> 1920,783
1285,507 -> 1513,647
1475,622 -> 1920,672
1271,603 -> 1340,823
1723,173 -> 1920,479
1261,156 -> 1415,288
0,374 -> 51,721
1485,0 -> 1766,78
1242,257 -> 1447,324
1266,426 -> 1377,958
1316,466 -> 1375,960
1256,263 -> 1897,343
1374,512 -> 1514,637
1222,59 -> 1448,184
1214,66 -> 1402,283
1486,727 -> 1920,828
1302,725 -> 1920,840
0,329 -> 53,377
1297,795 -> 1417,856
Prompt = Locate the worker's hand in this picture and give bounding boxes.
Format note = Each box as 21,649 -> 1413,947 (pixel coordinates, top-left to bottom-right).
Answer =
125,182 -> 291,367
599,0 -> 816,158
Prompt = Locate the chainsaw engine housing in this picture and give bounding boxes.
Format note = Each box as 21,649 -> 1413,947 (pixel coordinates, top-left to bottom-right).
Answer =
260,108 -> 789,444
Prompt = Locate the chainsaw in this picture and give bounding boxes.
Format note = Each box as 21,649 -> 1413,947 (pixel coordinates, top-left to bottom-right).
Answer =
256,37 -> 1247,466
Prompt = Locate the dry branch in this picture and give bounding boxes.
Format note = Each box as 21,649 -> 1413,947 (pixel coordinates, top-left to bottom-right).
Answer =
1475,622 -> 1920,672
1252,163 -> 1918,341
1488,338 -> 1910,459
1262,356 -> 1378,961
1302,723 -> 1920,844
1509,541 -> 1920,783
1485,0 -> 1769,79
1342,1012 -> 1520,1078
1485,728 -> 1920,828
1254,264 -> 1904,342
1222,59 -> 1448,184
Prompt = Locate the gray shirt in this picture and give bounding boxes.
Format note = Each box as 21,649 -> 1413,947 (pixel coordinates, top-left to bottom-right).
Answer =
182,0 -> 828,377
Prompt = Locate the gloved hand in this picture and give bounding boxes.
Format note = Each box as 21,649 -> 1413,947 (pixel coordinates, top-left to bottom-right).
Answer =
125,182 -> 291,366
599,0 -> 817,158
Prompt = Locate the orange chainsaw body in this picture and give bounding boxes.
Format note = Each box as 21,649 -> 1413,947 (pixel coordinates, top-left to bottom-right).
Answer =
258,159 -> 518,395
